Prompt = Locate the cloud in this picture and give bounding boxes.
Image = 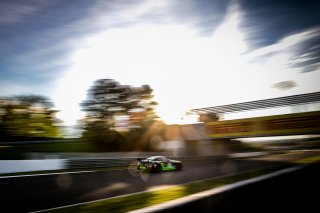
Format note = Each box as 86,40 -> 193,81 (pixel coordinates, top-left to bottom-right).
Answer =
0,0 -> 54,24
51,1 -> 320,126
0,0 -> 229,83
244,27 -> 320,72
288,28 -> 320,72
1,0 -> 320,128
272,81 -> 298,91
51,1 -> 251,124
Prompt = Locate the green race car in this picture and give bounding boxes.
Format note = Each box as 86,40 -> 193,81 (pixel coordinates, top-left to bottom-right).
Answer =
137,156 -> 183,172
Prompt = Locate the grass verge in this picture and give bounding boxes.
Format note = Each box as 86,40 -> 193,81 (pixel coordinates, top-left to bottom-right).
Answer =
294,155 -> 320,164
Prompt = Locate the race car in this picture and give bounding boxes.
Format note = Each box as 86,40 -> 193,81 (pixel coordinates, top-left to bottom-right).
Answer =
137,156 -> 183,172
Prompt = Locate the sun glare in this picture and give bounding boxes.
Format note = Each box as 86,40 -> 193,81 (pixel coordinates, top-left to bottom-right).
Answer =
52,2 -> 318,127
52,3 -> 249,125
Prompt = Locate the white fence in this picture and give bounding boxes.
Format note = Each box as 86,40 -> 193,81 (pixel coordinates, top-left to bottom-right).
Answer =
0,159 -> 65,174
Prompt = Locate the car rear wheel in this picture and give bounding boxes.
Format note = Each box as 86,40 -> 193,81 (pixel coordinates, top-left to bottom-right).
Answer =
152,163 -> 162,173
176,164 -> 183,171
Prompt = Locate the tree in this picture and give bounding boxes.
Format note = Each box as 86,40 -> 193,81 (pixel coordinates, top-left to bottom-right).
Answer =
81,79 -> 158,129
0,95 -> 61,142
80,79 -> 159,150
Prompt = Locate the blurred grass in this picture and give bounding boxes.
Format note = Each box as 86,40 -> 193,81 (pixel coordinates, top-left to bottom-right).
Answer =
294,155 -> 320,164
46,165 -> 289,213
0,139 -> 266,160
0,140 -> 96,159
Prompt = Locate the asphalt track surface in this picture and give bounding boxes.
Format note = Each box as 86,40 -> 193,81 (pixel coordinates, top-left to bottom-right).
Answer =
146,162 -> 320,213
0,157 -> 292,213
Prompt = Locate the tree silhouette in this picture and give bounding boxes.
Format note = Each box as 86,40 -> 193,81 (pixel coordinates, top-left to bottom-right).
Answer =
0,95 -> 61,142
80,79 -> 158,150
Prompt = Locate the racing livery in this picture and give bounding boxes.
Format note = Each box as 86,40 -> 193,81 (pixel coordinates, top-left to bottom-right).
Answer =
137,156 -> 183,172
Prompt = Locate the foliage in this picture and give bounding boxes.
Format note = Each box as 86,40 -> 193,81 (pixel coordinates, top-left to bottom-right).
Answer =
0,95 -> 61,142
80,79 -> 159,150
0,139 -> 97,160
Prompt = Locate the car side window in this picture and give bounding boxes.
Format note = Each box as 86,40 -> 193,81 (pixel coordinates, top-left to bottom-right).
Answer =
160,157 -> 168,162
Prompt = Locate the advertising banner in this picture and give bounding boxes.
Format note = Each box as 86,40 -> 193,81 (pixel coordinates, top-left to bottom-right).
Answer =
206,111 -> 320,139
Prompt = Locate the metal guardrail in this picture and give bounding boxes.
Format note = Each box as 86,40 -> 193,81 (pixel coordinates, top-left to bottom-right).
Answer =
65,153 -> 269,170
0,152 -> 270,174
66,158 -> 137,169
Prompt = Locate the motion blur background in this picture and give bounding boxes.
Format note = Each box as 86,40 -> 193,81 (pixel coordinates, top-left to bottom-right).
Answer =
0,1 -> 320,212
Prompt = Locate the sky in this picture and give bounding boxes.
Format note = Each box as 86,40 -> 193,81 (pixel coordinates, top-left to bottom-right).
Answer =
1,0 -> 320,129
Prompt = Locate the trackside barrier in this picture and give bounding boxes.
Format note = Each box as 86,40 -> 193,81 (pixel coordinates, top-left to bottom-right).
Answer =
65,152 -> 269,169
0,152 -> 270,174
65,156 -> 225,169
